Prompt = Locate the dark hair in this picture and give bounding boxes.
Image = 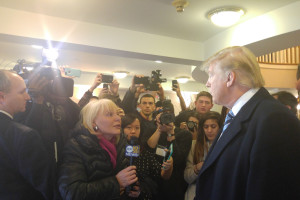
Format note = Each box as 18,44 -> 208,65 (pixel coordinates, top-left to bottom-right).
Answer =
185,111 -> 201,123
121,113 -> 140,129
156,99 -> 175,114
272,91 -> 298,115
195,91 -> 212,103
140,93 -> 155,104
174,110 -> 200,128
193,111 -> 221,164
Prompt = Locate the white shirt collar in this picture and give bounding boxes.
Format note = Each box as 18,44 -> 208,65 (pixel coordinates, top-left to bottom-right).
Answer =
0,110 -> 13,119
231,88 -> 259,116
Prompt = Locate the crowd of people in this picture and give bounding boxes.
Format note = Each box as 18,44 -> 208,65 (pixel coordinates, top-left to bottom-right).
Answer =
0,46 -> 300,200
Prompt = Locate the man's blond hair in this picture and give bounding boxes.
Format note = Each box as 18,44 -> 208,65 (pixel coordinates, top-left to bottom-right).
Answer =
202,46 -> 265,88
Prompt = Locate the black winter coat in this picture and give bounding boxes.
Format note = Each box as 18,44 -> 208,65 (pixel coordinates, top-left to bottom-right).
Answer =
58,125 -> 129,200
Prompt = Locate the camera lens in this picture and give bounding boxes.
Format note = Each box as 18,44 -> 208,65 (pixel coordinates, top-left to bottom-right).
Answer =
187,121 -> 196,131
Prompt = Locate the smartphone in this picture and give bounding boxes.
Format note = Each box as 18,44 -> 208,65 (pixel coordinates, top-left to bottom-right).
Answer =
102,74 -> 113,83
172,80 -> 178,91
163,143 -> 173,168
64,67 -> 81,78
134,76 -> 149,85
103,83 -> 109,89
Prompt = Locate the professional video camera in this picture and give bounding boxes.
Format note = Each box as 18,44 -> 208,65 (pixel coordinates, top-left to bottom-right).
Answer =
154,99 -> 175,125
13,59 -> 74,97
134,70 -> 167,91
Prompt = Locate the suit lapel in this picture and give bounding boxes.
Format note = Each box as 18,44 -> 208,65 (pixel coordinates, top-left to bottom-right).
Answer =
199,88 -> 271,176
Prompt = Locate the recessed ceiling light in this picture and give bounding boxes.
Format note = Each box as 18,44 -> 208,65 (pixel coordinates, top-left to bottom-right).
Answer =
155,60 -> 162,63
175,76 -> 190,83
207,7 -> 245,27
113,71 -> 129,79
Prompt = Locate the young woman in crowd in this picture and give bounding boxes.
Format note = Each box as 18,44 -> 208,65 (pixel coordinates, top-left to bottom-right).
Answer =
58,99 -> 138,200
121,113 -> 173,200
184,111 -> 222,200
179,111 -> 201,140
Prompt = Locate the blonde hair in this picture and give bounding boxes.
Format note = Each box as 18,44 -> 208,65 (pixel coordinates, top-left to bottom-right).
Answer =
81,99 -> 119,134
202,46 -> 265,88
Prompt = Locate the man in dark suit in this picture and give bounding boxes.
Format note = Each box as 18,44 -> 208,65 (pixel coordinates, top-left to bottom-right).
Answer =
0,70 -> 55,199
195,46 -> 300,200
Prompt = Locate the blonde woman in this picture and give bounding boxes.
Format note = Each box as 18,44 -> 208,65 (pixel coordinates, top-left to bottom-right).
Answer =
58,99 -> 138,200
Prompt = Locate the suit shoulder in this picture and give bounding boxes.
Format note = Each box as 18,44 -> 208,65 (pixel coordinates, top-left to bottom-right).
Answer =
257,97 -> 296,118
10,121 -> 40,138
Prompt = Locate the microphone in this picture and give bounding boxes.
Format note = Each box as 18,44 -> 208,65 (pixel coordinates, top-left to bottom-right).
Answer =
125,136 -> 140,193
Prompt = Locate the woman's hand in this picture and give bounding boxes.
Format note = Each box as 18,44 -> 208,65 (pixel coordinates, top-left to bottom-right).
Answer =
162,156 -> 173,171
194,162 -> 204,174
116,166 -> 138,189
110,80 -> 119,96
89,73 -> 102,92
180,122 -> 188,130
127,185 -> 141,198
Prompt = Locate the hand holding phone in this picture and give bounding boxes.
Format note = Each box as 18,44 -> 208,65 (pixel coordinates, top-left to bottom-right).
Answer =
172,80 -> 178,91
103,83 -> 109,89
102,74 -> 113,83
64,67 -> 81,78
164,143 -> 173,162
162,144 -> 173,170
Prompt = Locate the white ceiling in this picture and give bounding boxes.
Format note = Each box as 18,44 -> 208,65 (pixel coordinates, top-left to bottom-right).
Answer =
0,0 -> 299,90
0,0 -> 297,42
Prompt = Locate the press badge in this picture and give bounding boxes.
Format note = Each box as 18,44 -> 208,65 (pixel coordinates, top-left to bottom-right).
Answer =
156,145 -> 167,157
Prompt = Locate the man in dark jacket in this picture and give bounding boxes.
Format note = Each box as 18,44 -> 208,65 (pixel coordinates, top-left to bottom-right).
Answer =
15,70 -> 80,165
195,46 -> 300,200
122,75 -> 165,144
0,70 -> 55,199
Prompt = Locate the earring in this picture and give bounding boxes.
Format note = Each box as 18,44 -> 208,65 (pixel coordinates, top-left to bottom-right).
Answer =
93,126 -> 99,131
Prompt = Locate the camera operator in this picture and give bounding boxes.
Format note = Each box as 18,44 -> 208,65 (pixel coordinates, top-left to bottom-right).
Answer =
146,100 -> 192,200
122,75 -> 165,145
15,67 -> 80,166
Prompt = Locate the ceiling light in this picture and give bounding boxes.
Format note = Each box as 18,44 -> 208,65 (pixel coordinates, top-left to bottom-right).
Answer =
113,71 -> 129,79
207,7 -> 245,27
175,76 -> 190,83
155,60 -> 162,63
42,48 -> 59,62
172,0 -> 189,13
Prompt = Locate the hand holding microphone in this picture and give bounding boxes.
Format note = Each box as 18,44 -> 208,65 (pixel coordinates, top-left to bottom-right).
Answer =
124,136 -> 140,195
116,166 -> 137,189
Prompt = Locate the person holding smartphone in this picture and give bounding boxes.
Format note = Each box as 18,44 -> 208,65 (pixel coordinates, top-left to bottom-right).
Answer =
172,80 -> 187,112
78,73 -> 122,109
146,105 -> 192,200
121,113 -> 173,200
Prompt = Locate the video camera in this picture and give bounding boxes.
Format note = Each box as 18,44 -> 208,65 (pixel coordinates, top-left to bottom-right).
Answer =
134,70 -> 167,91
13,60 -> 74,97
154,99 -> 175,125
